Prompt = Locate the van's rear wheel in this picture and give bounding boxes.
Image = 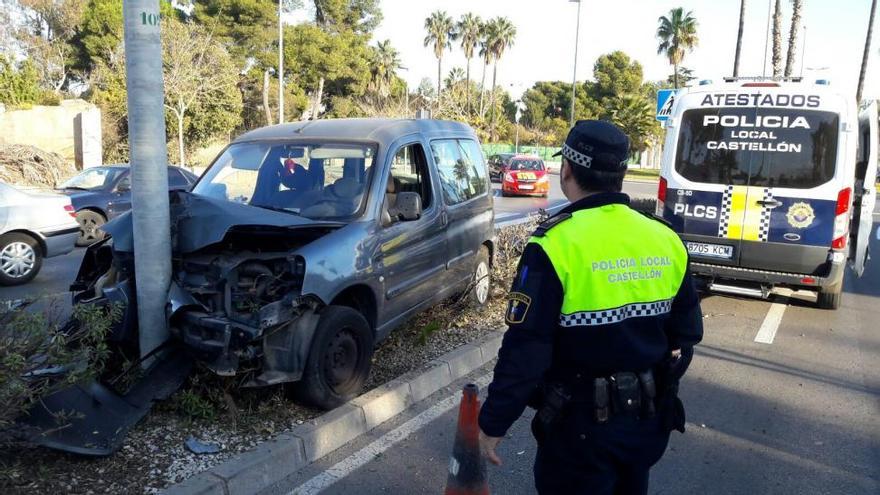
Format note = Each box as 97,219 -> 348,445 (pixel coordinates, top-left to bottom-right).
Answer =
292,306 -> 373,409
817,286 -> 842,310
469,247 -> 491,307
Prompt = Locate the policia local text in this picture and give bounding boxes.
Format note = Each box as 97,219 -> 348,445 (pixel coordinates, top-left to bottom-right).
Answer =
592,257 -> 671,283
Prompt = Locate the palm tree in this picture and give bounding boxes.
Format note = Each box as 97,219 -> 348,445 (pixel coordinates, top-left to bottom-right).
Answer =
784,0 -> 803,77
457,13 -> 482,114
656,8 -> 699,88
477,29 -> 493,116
857,0 -> 877,102
445,67 -> 466,89
486,16 -> 517,132
733,0 -> 746,77
424,11 -> 457,104
370,40 -> 403,100
772,0 -> 783,77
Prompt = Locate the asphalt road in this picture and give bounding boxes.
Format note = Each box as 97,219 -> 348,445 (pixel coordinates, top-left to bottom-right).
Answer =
266,217 -> 880,495
0,180 -> 657,304
493,178 -> 656,224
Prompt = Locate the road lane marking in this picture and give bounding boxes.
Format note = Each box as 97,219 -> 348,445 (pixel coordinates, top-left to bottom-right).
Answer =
754,302 -> 787,344
687,423 -> 877,489
289,373 -> 494,495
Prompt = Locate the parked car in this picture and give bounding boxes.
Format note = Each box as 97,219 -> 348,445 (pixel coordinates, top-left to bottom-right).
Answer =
37,119 -> 496,455
57,164 -> 198,246
500,155 -> 550,197
488,152 -> 517,181
0,182 -> 79,285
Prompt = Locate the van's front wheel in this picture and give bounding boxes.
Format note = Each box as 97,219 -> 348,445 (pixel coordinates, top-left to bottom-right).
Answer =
293,306 -> 374,409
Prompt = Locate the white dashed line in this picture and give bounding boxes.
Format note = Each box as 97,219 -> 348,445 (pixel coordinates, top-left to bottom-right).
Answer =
754,302 -> 787,344
289,373 -> 494,495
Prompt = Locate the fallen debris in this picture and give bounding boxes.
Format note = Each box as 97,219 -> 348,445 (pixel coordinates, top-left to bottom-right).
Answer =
0,144 -> 77,188
184,437 -> 221,455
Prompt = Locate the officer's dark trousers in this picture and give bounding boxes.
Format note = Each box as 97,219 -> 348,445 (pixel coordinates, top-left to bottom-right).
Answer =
532,405 -> 670,495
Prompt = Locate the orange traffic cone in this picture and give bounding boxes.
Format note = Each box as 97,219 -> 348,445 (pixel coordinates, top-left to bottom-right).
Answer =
444,383 -> 490,495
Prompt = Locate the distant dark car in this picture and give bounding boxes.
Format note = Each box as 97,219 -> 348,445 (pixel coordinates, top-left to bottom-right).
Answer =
57,165 -> 198,246
488,152 -> 516,181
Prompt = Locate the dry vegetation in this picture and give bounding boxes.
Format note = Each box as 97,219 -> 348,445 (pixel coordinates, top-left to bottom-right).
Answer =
0,144 -> 77,188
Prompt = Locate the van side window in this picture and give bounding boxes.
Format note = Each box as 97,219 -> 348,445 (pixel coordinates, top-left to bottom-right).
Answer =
458,139 -> 489,195
431,139 -> 488,205
390,143 -> 432,209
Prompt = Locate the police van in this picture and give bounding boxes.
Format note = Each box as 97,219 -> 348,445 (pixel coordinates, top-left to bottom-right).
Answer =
657,78 -> 877,309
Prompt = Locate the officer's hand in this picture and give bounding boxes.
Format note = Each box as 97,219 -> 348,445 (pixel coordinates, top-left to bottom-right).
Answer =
671,348 -> 682,360
479,430 -> 503,466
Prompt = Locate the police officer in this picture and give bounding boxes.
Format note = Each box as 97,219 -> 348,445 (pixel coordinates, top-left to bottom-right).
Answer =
478,120 -> 703,494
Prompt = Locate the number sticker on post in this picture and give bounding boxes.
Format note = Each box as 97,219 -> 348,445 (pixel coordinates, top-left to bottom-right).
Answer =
686,242 -> 733,259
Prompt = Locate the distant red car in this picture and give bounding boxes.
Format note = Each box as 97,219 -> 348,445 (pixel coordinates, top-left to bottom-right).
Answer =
501,156 -> 550,197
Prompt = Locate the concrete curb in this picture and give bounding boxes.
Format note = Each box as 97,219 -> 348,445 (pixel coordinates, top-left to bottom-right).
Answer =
163,331 -> 505,495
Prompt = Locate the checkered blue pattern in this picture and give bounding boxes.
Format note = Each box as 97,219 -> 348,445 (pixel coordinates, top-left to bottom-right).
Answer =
758,188 -> 772,242
718,185 -> 734,238
561,143 -> 594,168
558,299 -> 674,327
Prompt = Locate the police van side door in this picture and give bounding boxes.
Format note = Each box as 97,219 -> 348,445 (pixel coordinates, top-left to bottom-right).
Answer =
851,100 -> 878,277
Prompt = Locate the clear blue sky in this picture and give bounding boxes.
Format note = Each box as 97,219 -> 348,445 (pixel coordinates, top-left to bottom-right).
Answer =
342,0 -> 877,100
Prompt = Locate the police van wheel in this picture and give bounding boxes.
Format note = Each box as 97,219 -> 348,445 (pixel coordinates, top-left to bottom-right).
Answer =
469,247 -> 491,307
292,306 -> 374,410
817,287 -> 842,310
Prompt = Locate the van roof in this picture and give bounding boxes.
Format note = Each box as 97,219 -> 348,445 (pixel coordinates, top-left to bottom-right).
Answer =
682,79 -> 842,95
233,118 -> 477,145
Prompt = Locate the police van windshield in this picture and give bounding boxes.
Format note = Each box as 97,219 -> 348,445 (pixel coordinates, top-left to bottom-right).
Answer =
674,108 -> 839,188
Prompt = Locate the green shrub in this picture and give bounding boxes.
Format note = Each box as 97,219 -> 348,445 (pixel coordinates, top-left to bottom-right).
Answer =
0,302 -> 121,445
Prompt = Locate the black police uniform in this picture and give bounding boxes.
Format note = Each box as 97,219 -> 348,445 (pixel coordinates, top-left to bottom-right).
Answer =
478,121 -> 704,495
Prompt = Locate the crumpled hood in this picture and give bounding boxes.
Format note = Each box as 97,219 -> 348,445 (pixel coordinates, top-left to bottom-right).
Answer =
103,192 -> 342,253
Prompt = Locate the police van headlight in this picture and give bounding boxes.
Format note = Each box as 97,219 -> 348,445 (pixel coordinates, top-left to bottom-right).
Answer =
504,172 -> 515,183
537,175 -> 549,184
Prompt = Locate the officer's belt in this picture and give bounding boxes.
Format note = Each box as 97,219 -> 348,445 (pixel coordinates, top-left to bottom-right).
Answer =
563,370 -> 656,404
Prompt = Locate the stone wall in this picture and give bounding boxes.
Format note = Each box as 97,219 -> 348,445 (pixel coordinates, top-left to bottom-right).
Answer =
0,99 -> 102,168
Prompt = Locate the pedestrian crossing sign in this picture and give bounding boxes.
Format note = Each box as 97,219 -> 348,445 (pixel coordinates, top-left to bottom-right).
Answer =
656,89 -> 677,122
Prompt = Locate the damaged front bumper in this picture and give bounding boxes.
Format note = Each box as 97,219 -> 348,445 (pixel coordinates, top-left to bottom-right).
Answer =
17,196 -> 340,456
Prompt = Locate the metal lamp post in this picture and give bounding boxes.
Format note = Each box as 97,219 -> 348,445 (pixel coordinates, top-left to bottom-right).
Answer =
122,0 -> 172,362
278,0 -> 284,124
569,0 -> 582,128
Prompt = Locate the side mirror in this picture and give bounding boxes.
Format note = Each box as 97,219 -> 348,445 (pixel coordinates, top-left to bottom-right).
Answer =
395,192 -> 422,221
116,182 -> 130,193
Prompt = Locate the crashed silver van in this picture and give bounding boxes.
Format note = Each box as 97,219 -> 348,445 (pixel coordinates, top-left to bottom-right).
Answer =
26,119 -> 495,455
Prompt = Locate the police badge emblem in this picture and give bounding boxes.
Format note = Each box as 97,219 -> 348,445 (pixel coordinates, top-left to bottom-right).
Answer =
506,292 -> 532,325
786,202 -> 815,229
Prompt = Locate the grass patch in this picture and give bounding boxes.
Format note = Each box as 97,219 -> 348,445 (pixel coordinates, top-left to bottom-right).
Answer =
625,168 -> 660,181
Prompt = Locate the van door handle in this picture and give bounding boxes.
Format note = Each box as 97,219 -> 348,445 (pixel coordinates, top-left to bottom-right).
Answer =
441,211 -> 449,226
757,199 -> 782,208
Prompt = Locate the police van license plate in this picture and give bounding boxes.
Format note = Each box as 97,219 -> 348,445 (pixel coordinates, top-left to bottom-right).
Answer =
518,184 -> 534,190
686,242 -> 733,259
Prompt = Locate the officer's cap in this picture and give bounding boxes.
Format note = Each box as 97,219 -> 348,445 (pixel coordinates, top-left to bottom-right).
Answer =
553,120 -> 630,172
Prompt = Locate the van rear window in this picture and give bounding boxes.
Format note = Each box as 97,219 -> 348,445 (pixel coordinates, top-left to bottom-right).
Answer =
674,108 -> 839,188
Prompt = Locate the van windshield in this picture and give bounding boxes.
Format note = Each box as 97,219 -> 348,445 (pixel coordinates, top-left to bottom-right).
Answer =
674,108 -> 839,188
192,142 -> 377,220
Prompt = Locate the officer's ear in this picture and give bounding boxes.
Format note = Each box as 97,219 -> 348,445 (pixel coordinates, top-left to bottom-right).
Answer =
560,159 -> 571,182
